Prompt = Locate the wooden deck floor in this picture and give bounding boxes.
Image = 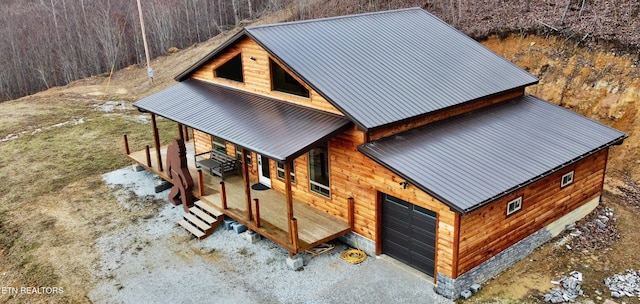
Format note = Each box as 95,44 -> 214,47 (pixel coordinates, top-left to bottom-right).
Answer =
127,141 -> 351,253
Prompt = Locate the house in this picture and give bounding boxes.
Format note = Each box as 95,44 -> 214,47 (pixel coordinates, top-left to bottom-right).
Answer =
125,8 -> 627,299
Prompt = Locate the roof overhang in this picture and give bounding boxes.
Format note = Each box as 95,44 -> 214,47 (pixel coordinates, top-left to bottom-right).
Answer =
134,80 -> 352,162
359,95 -> 627,214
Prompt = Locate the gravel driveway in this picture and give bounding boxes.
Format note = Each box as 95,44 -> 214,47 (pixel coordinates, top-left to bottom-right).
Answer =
89,168 -> 452,304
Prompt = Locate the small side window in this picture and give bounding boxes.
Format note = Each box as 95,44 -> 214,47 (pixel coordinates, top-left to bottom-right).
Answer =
561,171 -> 574,188
507,197 -> 522,216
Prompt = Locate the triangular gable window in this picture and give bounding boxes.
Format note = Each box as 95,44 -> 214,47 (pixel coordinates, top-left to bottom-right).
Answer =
270,58 -> 309,98
215,54 -> 244,82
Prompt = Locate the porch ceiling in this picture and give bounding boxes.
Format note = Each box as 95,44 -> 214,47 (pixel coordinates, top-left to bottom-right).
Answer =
134,79 -> 352,161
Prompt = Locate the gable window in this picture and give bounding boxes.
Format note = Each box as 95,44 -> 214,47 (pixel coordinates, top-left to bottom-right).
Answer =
270,58 -> 309,98
235,146 -> 252,166
507,196 -> 522,216
211,136 -> 226,154
277,162 -> 296,183
561,171 -> 574,188
309,142 -> 330,197
215,53 -> 244,82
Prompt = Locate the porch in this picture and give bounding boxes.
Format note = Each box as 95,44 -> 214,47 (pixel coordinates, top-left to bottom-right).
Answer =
125,137 -> 353,255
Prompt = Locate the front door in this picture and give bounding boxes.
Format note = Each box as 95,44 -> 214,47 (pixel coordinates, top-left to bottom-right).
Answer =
257,154 -> 271,188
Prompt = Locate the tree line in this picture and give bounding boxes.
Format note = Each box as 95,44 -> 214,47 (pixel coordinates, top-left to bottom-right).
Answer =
0,0 -> 291,102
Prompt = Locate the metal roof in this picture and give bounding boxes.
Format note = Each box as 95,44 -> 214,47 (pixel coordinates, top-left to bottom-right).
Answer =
134,80 -> 352,162
242,8 -> 539,130
359,95 -> 627,214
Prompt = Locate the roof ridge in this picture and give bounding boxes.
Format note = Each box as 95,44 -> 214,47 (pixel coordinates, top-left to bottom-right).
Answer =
247,7 -> 423,30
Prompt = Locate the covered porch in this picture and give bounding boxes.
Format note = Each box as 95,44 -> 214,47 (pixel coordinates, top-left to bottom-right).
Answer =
125,80 -> 354,255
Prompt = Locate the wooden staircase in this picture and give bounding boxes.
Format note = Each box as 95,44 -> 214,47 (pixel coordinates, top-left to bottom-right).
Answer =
178,200 -> 224,239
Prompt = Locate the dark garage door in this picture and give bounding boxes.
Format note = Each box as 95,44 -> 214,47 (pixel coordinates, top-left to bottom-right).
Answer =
382,194 -> 437,276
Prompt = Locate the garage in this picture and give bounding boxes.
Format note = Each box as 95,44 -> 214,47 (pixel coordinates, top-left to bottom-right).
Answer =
381,193 -> 437,276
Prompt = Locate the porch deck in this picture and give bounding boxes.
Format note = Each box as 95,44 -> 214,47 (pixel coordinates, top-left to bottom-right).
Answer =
127,141 -> 352,254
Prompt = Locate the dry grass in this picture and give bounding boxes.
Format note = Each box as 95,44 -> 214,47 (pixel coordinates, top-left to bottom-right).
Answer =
0,94 -> 176,303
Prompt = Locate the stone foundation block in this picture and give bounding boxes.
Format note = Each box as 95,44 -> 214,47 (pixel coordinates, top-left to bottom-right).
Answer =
243,231 -> 261,243
223,219 -> 237,231
232,222 -> 247,234
286,255 -> 304,271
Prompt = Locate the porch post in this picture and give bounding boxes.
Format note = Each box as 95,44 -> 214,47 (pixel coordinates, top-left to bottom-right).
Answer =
151,113 -> 163,172
284,160 -> 294,244
241,148 -> 252,221
177,123 -> 184,141
184,125 -> 190,141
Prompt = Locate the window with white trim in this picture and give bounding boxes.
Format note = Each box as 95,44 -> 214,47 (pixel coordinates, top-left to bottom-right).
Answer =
276,162 -> 295,183
211,136 -> 226,154
309,143 -> 330,197
507,196 -> 522,216
561,171 -> 574,188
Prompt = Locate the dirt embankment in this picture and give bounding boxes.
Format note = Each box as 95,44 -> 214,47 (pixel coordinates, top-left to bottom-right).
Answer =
482,35 -> 640,191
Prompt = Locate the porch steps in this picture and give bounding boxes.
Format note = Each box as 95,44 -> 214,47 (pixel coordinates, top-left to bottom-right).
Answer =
178,202 -> 224,240
195,200 -> 223,217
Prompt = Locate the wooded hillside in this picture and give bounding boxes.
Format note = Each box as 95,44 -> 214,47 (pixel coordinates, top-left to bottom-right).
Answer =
1,0 -> 638,103
0,0 -> 290,102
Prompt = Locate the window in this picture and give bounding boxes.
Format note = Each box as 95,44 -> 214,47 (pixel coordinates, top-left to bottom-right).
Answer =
211,136 -> 226,154
561,171 -> 574,188
507,197 -> 522,216
235,146 -> 252,166
270,59 -> 309,97
215,54 -> 244,82
309,143 -> 330,197
276,162 -> 296,183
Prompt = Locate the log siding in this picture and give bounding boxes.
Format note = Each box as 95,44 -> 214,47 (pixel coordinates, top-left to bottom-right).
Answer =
191,36 -> 342,115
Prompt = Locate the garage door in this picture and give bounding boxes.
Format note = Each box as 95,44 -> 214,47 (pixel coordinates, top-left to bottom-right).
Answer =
381,194 -> 437,276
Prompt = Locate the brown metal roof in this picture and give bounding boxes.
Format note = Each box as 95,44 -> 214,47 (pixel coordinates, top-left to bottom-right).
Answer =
359,95 -> 627,214
177,8 -> 538,130
134,80 -> 352,162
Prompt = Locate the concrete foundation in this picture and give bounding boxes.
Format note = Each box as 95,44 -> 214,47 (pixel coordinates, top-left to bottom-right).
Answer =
231,222 -> 248,234
243,230 -> 261,243
154,180 -> 172,193
223,219 -> 237,231
339,232 -> 376,257
286,255 -> 304,271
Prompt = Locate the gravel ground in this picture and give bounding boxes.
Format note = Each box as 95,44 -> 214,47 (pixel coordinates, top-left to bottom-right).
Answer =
89,168 -> 452,304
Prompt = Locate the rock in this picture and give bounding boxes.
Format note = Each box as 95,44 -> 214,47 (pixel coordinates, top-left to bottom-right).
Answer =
604,269 -> 640,300
543,271 -> 584,303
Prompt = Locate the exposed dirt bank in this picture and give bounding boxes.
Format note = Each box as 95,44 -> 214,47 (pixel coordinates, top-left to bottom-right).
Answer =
482,34 -> 640,190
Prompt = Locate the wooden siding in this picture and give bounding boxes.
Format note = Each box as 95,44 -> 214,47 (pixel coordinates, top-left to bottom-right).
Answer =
456,149 -> 609,276
193,129 -> 212,155
190,36 -> 342,115
272,125 -> 457,278
368,88 -> 525,141
192,129 -> 258,182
